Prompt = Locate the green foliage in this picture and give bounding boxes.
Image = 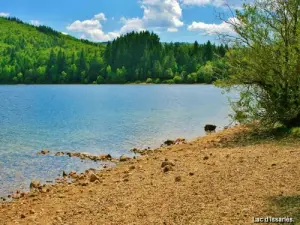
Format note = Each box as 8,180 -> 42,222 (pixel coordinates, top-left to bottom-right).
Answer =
0,17 -> 105,84
96,75 -> 104,84
154,78 -> 161,84
290,128 -> 300,137
146,78 -> 153,83
173,75 -> 182,84
198,61 -> 214,83
104,31 -> 228,84
162,79 -> 175,84
219,0 -> 300,127
0,17 -> 228,84
187,73 -> 198,84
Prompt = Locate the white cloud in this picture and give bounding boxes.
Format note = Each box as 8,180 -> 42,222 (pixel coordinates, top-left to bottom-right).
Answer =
167,27 -> 178,32
187,17 -> 237,35
120,17 -> 145,34
94,13 -> 107,21
120,0 -> 184,34
30,20 -> 41,26
0,12 -> 9,17
67,19 -> 102,32
181,0 -> 247,8
61,32 -> 68,35
67,12 -> 120,42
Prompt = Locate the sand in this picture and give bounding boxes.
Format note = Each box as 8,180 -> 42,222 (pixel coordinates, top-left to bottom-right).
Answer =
1,125 -> 300,225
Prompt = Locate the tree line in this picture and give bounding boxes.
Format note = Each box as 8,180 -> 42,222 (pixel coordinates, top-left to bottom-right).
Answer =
0,17 -> 228,84
104,31 -> 228,84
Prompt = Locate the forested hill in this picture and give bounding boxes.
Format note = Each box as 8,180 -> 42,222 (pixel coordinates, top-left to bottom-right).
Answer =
0,17 -> 228,84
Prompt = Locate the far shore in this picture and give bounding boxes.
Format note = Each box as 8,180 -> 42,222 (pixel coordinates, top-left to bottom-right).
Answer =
1,125 -> 299,224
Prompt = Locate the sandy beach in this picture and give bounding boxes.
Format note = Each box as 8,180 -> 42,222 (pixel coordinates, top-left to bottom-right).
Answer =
1,125 -> 300,225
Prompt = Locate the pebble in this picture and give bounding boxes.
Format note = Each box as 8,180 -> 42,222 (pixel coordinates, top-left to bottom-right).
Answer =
161,161 -> 175,168
40,149 -> 50,155
30,180 -> 41,189
80,181 -> 89,186
89,172 -> 100,182
175,176 -> 182,182
12,193 -> 21,199
129,165 -> 136,170
41,188 -> 48,193
120,155 -> 131,162
55,152 -> 64,156
163,165 -> 174,173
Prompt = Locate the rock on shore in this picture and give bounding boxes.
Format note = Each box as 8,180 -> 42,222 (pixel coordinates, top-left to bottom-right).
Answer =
1,125 -> 300,225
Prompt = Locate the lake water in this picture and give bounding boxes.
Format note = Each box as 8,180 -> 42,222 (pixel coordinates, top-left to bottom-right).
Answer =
0,85 -> 232,197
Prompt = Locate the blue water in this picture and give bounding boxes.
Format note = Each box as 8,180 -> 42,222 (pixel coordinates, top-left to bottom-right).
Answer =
0,85 -> 232,196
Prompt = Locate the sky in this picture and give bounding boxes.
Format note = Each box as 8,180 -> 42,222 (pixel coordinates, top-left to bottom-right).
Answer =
0,0 -> 249,43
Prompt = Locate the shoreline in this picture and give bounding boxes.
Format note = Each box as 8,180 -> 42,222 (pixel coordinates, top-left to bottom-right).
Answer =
0,138 -> 188,200
1,125 -> 299,224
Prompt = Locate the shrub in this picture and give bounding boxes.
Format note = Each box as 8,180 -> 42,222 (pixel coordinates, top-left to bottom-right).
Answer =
173,75 -> 182,84
162,79 -> 175,84
146,78 -> 152,84
218,0 -> 300,127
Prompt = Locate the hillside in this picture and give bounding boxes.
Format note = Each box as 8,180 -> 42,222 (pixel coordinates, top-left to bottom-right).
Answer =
1,126 -> 300,224
0,17 -> 228,85
0,17 -> 106,84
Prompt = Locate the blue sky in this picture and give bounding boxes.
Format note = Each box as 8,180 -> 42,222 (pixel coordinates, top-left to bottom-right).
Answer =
0,0 -> 248,43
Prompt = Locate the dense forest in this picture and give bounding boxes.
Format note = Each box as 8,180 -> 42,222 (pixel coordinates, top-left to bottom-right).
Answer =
0,16 -> 228,84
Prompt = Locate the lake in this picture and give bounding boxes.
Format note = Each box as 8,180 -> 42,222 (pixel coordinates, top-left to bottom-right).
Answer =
0,85 -> 232,197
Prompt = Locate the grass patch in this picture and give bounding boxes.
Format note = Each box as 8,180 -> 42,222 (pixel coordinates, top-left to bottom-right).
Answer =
269,195 -> 300,225
291,127 -> 300,137
217,124 -> 300,149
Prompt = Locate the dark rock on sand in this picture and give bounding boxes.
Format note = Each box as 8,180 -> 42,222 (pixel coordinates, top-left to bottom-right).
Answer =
11,193 -> 21,199
164,140 -> 175,146
175,176 -> 182,182
161,159 -> 175,173
120,155 -> 131,162
161,161 -> 175,168
161,138 -> 186,147
98,154 -> 112,160
163,165 -> 174,173
69,171 -> 77,178
89,172 -> 100,182
204,124 -> 217,132
129,165 -> 136,170
203,156 -> 209,160
30,180 -> 41,189
79,180 -> 89,186
174,138 -> 186,145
